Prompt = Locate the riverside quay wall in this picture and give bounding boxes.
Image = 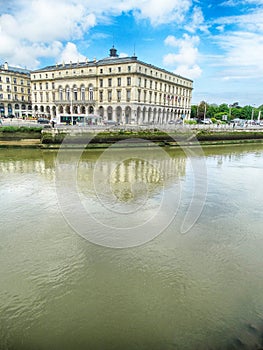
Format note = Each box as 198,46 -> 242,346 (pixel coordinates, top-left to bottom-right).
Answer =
1,125 -> 263,148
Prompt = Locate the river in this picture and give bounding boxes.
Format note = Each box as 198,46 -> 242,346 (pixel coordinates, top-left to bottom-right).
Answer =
0,144 -> 263,350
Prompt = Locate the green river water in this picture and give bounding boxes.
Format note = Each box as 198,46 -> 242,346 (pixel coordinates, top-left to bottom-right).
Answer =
0,144 -> 263,350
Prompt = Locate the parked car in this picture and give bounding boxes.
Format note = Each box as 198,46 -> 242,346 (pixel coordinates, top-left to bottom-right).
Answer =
201,118 -> 213,124
37,118 -> 50,124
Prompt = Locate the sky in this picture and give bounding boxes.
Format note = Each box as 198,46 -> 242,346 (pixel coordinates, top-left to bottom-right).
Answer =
0,0 -> 263,106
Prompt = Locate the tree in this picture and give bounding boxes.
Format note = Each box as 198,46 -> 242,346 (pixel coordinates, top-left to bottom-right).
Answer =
191,105 -> 198,119
218,104 -> 229,113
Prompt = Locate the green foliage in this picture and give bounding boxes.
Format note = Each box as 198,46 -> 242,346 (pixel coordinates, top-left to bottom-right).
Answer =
0,126 -> 42,133
192,102 -> 262,121
184,119 -> 197,124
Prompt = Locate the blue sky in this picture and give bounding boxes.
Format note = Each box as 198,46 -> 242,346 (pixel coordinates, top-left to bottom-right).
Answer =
1,0 -> 263,106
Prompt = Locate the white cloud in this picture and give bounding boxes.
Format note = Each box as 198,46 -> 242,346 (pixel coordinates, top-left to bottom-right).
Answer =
58,42 -> 86,64
132,0 -> 191,26
163,34 -> 202,79
0,0 -> 193,68
213,31 -> 263,79
119,52 -> 129,58
184,6 -> 208,33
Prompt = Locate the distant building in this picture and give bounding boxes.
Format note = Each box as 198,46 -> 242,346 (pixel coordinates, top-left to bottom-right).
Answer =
0,62 -> 32,117
31,47 -> 193,124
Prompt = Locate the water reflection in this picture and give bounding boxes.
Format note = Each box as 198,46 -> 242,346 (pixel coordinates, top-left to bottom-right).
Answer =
0,145 -> 263,349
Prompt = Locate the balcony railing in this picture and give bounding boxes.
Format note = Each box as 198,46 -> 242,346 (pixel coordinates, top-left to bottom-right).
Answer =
54,99 -> 96,104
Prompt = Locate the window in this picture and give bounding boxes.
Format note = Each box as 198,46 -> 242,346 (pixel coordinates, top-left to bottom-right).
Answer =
46,92 -> 49,102
13,78 -> 17,84
28,88 -> 30,94
0,94 -> 3,99
73,87 -> 77,100
150,80 -> 152,89
52,82 -> 55,89
81,86 -> 85,101
109,68 -> 112,73
52,92 -> 55,101
100,69 -> 103,74
7,85 -> 10,92
21,79 -> 23,85
128,66 -> 131,72
59,87 -> 63,100
46,82 -> 48,89
34,83 -> 36,90
89,86 -> 94,100
127,77 -> 131,86
108,78 -> 112,87
117,90 -> 121,102
0,85 -> 2,91
144,90 -> 147,103
126,89 -> 131,102
6,77 -> 10,83
14,86 -> 17,92
21,88 -> 24,93
66,87 -> 70,101
8,94 -> 11,100
118,67 -> 121,72
138,89 -> 141,102
40,93 -> 43,102
144,79 -> 147,88
138,78 -> 141,87
46,74 -> 48,78
34,93 -> 37,102
99,90 -> 103,103
52,73 -> 54,78
108,90 -> 112,102
117,78 -> 121,86
40,83 -> 42,90
99,79 -> 103,88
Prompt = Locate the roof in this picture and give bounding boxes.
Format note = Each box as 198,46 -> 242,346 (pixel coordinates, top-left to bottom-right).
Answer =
31,47 -> 193,83
0,63 -> 30,75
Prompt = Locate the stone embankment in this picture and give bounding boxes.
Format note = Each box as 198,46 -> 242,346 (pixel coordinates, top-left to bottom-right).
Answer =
1,124 -> 263,148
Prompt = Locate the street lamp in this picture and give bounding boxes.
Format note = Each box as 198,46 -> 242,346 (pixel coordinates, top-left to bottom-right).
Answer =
251,104 -> 255,121
229,104 -> 233,120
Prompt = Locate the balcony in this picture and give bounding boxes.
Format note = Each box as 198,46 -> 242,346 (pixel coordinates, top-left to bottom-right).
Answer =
54,99 -> 96,105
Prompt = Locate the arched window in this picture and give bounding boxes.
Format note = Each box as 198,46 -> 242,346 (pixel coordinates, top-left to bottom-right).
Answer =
107,106 -> 113,120
81,86 -> 85,101
73,86 -> 78,101
89,86 -> 94,101
66,87 -> 70,101
59,87 -> 63,101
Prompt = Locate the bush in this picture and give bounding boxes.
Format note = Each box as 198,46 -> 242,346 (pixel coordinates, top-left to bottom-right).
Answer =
185,119 -> 197,125
0,126 -> 42,133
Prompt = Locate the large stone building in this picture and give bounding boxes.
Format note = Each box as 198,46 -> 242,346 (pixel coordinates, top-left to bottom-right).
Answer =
31,47 -> 193,124
0,62 -> 32,118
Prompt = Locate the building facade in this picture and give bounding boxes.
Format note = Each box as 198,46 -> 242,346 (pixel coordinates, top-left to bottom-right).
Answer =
0,62 -> 32,118
31,47 -> 193,124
